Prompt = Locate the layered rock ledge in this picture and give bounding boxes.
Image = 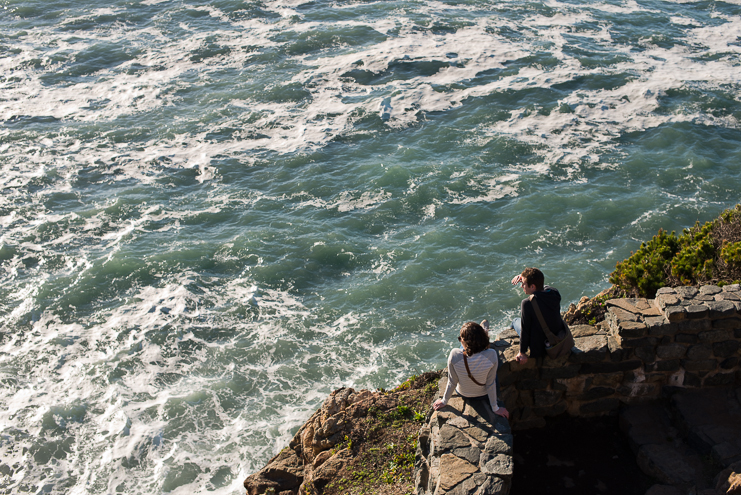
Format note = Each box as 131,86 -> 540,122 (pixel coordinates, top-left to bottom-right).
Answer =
493,284 -> 741,430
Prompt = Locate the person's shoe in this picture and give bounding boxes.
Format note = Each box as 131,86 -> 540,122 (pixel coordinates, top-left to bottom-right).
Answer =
481,319 -> 490,335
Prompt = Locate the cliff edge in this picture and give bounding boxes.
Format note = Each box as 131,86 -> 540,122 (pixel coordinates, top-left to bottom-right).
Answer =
245,283 -> 741,495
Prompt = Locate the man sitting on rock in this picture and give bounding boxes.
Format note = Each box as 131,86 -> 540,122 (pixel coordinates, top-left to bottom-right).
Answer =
433,321 -> 509,419
510,267 -> 562,364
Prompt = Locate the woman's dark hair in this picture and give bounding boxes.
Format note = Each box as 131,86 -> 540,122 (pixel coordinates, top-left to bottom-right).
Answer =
459,322 -> 489,355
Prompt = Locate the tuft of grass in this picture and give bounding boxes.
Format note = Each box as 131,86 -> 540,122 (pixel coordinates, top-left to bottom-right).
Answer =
392,375 -> 418,392
331,435 -> 353,455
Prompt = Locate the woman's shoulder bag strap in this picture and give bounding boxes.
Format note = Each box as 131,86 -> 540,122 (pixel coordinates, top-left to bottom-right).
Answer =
462,352 -> 486,386
529,294 -> 560,344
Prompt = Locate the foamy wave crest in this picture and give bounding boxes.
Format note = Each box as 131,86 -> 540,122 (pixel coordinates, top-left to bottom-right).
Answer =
0,270 -> 400,494
2,0 -> 740,188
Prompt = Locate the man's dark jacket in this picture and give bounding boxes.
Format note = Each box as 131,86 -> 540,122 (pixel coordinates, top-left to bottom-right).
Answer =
520,285 -> 562,358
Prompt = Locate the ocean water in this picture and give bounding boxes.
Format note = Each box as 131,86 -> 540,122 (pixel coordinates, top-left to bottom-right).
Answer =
1,0 -> 741,493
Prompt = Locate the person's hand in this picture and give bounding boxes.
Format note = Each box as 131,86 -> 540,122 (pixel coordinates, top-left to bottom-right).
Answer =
515,352 -> 528,364
494,407 -> 510,419
433,399 -> 446,410
510,274 -> 523,286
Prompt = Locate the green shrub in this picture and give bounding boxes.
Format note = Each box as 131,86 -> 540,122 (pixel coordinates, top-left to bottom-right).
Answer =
720,241 -> 741,266
609,204 -> 741,297
670,221 -> 715,285
609,229 -> 678,297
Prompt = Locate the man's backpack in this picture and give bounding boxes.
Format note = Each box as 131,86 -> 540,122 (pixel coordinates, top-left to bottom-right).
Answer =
529,295 -> 575,359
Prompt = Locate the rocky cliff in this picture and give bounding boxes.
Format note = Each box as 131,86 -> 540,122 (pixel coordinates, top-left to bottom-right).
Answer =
245,284 -> 741,495
244,372 -> 441,495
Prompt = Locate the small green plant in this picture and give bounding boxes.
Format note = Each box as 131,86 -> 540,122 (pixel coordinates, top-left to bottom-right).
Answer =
331,435 -> 353,455
396,404 -> 411,416
423,381 -> 437,395
380,470 -> 396,484
718,280 -> 741,287
721,241 -> 741,266
413,410 -> 425,422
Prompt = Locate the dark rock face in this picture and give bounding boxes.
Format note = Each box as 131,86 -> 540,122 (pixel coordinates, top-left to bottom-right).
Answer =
244,448 -> 303,494
512,414 -> 652,495
621,388 -> 741,494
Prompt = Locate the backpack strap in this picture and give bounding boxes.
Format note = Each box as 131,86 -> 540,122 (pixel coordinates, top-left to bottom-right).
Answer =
529,295 -> 561,345
462,352 -> 485,386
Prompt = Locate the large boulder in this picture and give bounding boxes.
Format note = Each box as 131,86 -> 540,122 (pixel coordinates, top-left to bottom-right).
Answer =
244,388 -> 361,495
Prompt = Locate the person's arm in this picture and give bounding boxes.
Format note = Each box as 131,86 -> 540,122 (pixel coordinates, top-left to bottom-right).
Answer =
484,350 -> 509,419
433,350 -> 460,410
511,274 -> 523,286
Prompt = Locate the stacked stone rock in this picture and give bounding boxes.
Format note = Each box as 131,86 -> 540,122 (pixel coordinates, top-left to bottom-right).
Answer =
414,284 -> 741,495
492,284 -> 741,429
415,374 -> 513,495
650,285 -> 741,388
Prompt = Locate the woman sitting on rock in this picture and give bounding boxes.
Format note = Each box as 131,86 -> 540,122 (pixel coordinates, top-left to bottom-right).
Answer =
433,321 -> 509,419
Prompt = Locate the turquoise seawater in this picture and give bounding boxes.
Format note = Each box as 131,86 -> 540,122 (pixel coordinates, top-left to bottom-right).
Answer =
1,0 -> 741,493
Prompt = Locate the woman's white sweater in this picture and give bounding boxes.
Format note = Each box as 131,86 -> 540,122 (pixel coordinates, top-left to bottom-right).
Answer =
440,348 -> 499,412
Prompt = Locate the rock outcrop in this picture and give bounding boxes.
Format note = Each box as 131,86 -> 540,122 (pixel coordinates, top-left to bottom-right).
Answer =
246,284 -> 741,495
415,375 -> 513,495
244,372 -> 441,495
244,387 -> 381,495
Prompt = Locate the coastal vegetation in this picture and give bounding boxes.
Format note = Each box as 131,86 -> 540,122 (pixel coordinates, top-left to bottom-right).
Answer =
567,204 -> 741,325
610,204 -> 741,297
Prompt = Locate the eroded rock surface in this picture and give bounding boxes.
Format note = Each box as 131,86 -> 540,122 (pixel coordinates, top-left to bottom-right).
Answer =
244,387 -> 386,495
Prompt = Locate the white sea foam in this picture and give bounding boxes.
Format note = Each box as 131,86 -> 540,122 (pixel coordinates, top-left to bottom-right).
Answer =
447,174 -> 520,204
0,271 -> 359,494
0,0 -> 739,188
1,0 -> 739,194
